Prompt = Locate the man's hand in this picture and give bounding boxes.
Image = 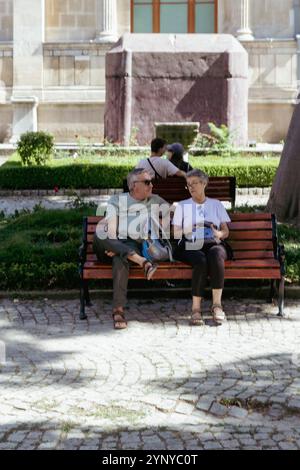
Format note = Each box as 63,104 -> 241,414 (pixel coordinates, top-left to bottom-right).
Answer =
105,250 -> 116,258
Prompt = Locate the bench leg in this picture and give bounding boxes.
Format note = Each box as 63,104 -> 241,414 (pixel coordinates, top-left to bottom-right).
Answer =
277,277 -> 285,317
80,279 -> 87,320
84,280 -> 92,307
268,280 -> 276,303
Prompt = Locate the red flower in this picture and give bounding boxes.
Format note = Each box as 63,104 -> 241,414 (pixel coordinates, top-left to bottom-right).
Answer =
54,186 -> 59,193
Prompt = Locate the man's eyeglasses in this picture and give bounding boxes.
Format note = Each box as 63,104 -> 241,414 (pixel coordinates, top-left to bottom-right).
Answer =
134,179 -> 152,186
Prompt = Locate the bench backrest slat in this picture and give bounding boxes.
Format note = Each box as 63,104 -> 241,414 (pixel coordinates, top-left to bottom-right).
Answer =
123,176 -> 236,206
86,211 -> 276,260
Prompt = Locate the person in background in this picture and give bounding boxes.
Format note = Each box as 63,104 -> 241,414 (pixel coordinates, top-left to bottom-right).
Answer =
136,138 -> 186,179
167,142 -> 193,173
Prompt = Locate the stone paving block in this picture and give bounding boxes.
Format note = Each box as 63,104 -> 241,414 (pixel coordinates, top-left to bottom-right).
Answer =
288,399 -> 300,410
0,442 -> 18,450
279,442 -> 298,450
195,397 -> 213,412
221,439 -> 241,449
175,401 -> 195,415
209,402 -> 228,417
7,431 -> 28,443
227,406 -> 248,419
204,441 -> 223,450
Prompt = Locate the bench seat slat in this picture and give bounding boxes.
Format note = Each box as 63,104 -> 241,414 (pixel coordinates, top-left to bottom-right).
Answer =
84,259 -> 279,270
86,241 -> 275,252
83,267 -> 281,280
85,250 -> 275,261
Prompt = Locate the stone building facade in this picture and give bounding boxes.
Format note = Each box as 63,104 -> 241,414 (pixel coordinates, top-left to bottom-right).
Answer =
0,0 -> 299,143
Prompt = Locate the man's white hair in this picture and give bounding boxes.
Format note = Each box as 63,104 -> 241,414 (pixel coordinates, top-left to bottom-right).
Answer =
127,168 -> 149,191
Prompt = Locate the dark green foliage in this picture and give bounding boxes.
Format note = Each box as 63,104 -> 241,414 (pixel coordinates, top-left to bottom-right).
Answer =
0,207 -> 94,290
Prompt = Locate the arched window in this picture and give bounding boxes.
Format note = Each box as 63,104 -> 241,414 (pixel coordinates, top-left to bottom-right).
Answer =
131,0 -> 218,34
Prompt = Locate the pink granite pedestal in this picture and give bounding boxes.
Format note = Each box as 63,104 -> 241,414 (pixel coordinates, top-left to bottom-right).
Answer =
105,34 -> 248,146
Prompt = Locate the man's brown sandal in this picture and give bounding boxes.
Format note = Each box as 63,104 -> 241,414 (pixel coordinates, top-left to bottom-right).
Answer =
112,309 -> 127,329
143,260 -> 157,280
211,304 -> 226,323
190,310 -> 205,326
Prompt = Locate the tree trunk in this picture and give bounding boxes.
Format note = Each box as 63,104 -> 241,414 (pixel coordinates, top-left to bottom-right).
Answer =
267,99 -> 300,227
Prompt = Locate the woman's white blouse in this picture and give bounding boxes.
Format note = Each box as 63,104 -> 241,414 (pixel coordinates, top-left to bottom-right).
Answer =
172,197 -> 231,237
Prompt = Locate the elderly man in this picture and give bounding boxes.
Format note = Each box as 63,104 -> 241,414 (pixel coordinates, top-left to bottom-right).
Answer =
93,168 -> 170,330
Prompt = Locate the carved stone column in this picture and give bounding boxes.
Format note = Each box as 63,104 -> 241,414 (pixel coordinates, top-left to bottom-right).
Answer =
95,0 -> 118,43
237,0 -> 254,41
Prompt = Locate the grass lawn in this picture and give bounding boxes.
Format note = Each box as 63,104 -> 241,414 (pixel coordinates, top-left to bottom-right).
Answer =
2,152 -> 280,169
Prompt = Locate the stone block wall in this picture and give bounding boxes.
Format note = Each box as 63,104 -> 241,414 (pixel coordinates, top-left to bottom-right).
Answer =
0,44 -> 13,88
38,103 -> 104,142
0,0 -> 13,41
43,44 -> 106,87
45,0 -> 97,41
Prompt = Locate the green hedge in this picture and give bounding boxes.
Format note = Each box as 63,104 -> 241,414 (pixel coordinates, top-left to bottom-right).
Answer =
0,158 -> 279,189
0,164 -> 132,190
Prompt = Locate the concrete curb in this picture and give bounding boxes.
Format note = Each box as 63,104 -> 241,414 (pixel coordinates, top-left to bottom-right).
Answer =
0,187 -> 271,197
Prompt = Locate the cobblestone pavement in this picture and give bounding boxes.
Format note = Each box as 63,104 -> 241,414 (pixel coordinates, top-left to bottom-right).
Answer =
1,297 -> 300,450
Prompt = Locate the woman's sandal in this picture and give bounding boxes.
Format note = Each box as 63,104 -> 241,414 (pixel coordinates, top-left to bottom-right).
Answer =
112,309 -> 127,330
211,304 -> 226,323
190,310 -> 205,326
143,260 -> 157,280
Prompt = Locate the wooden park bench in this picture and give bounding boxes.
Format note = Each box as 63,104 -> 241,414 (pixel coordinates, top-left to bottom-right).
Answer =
123,176 -> 236,209
79,212 -> 285,321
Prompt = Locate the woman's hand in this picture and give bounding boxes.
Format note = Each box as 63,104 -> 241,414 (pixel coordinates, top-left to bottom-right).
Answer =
211,222 -> 229,241
210,224 -> 223,241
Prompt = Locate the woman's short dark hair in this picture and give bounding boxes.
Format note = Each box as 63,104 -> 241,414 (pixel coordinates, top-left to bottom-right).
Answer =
151,138 -> 167,153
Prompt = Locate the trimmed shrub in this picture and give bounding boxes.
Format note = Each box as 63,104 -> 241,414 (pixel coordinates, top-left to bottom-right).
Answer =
17,131 -> 54,166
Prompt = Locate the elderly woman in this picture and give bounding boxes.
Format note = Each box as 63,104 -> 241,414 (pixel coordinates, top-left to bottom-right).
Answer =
172,169 -> 232,325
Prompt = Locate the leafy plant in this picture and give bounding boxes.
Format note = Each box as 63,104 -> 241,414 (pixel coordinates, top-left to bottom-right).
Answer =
17,131 -> 54,166
129,127 -> 139,146
193,122 -> 237,156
